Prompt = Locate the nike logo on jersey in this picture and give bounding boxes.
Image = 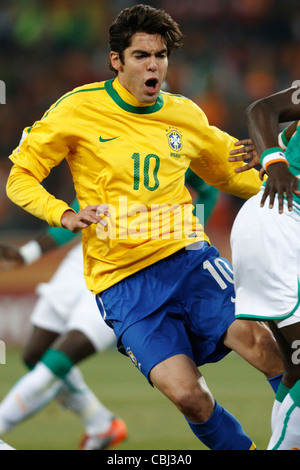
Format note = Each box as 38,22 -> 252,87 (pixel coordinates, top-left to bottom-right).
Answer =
99,136 -> 119,142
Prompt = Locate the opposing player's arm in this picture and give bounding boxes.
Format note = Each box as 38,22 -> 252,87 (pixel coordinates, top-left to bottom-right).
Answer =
0,197 -> 110,270
245,86 -> 300,212
0,197 -> 78,270
0,232 -> 57,271
246,87 -> 300,154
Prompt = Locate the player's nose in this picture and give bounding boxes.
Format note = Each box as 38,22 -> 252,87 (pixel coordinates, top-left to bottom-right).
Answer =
146,56 -> 158,71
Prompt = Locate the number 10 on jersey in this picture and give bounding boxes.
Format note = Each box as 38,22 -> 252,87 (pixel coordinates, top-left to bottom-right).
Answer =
131,153 -> 160,191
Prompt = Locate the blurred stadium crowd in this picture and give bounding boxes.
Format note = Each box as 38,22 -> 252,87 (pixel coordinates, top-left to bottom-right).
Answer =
0,0 -> 299,232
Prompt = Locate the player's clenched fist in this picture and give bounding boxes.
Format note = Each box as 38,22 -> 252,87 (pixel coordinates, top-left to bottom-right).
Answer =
61,204 -> 110,233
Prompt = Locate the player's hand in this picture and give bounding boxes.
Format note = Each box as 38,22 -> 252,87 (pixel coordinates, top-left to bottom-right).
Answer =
228,139 -> 260,173
260,162 -> 300,213
61,204 -> 110,233
0,244 -> 24,271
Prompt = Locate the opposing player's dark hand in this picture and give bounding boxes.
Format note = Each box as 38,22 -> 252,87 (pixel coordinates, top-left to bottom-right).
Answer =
261,162 -> 300,213
228,139 -> 260,172
0,244 -> 24,270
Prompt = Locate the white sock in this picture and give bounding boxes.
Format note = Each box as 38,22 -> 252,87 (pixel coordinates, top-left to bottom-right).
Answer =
0,360 -> 113,437
56,366 -> 113,434
268,381 -> 300,450
0,363 -> 61,434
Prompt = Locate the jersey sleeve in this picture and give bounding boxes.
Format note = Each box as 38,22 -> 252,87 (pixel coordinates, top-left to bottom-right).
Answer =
189,104 -> 263,199
6,97 -> 75,227
46,198 -> 80,245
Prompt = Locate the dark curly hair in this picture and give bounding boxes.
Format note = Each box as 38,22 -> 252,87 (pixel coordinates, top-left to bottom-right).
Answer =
109,4 -> 183,74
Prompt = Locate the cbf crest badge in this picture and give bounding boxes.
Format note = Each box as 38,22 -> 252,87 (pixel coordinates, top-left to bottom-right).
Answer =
166,128 -> 183,152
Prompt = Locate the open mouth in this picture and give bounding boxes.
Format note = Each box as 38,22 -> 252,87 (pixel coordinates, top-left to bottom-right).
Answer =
145,78 -> 159,93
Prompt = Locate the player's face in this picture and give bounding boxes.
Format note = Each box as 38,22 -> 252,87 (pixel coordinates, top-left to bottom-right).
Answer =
110,32 -> 168,104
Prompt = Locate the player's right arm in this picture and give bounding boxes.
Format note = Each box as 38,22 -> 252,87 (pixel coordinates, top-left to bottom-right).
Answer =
6,94 -> 110,232
6,100 -> 76,228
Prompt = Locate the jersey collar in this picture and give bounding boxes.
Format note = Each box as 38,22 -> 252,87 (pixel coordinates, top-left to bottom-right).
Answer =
105,78 -> 164,114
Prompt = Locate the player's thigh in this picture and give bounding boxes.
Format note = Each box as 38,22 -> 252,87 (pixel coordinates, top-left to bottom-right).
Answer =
22,325 -> 59,366
224,319 -> 283,375
224,319 -> 275,353
119,310 -> 194,382
150,353 -> 201,395
50,329 -> 96,364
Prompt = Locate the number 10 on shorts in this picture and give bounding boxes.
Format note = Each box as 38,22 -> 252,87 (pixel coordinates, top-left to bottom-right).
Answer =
203,258 -> 234,291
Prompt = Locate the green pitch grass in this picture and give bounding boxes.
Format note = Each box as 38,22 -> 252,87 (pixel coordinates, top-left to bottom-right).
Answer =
0,347 -> 274,450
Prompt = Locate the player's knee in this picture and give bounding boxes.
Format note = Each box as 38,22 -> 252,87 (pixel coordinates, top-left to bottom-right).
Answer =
253,327 -> 279,358
252,327 -> 283,375
170,384 -> 214,422
255,328 -> 276,353
281,363 -> 300,387
22,347 -> 40,370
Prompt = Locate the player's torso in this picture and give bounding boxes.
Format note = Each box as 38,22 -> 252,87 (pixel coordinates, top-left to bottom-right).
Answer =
63,81 -> 207,290
67,80 -> 201,222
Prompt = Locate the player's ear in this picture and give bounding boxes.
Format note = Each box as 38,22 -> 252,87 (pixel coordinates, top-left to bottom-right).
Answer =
110,52 -> 123,73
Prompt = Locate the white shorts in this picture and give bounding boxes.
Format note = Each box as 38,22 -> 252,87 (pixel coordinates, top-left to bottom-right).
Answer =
31,243 -> 116,350
230,191 -> 300,329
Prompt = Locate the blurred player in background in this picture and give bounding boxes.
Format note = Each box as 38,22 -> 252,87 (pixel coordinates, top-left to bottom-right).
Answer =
0,199 -> 127,450
229,85 -> 300,449
6,4 -> 283,449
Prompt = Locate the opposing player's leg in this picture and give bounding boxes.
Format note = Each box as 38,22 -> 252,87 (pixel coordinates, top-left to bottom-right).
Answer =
0,328 -> 126,449
22,325 -> 60,367
266,321 -> 300,450
50,329 -> 127,450
224,320 -> 283,392
0,320 -> 126,450
54,290 -> 127,450
0,325 -> 59,435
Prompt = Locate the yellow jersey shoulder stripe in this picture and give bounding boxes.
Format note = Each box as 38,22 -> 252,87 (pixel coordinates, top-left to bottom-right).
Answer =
27,83 -> 106,133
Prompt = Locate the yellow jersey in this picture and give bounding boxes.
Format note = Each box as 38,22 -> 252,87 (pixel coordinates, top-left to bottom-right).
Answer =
7,77 -> 263,293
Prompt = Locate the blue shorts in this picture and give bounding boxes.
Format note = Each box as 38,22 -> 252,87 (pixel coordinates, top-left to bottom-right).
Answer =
96,242 -> 235,381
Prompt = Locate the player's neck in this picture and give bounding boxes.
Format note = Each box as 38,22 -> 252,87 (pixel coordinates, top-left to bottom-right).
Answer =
112,77 -> 156,108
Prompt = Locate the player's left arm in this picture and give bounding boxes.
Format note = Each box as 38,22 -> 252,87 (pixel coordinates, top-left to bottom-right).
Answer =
245,86 -> 300,212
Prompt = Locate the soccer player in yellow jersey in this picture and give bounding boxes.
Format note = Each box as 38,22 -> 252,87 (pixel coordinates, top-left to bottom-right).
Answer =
6,4 -> 283,449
